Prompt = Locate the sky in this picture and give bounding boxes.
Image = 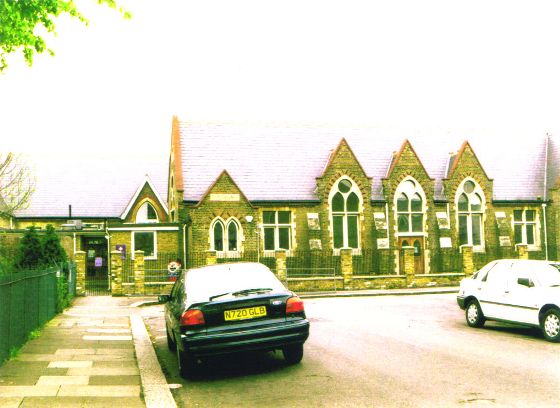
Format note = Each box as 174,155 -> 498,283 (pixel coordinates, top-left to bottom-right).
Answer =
1,0 -> 560,157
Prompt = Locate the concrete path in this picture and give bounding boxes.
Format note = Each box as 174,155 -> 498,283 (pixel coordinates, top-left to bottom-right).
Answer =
0,296 -> 175,408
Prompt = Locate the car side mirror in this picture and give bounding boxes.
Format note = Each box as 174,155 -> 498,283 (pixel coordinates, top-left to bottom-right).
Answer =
517,278 -> 534,288
158,294 -> 171,303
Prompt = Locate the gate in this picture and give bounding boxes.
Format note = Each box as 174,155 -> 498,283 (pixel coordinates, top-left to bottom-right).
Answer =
84,236 -> 110,295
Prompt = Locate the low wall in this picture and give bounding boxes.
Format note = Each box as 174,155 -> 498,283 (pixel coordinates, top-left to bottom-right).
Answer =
287,273 -> 463,292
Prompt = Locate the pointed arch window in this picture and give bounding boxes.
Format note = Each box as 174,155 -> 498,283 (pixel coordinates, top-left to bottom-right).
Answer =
330,178 -> 362,249
395,178 -> 425,234
456,179 -> 485,247
211,218 -> 241,253
136,202 -> 159,223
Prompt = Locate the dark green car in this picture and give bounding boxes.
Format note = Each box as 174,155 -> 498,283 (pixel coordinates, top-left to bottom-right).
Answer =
160,262 -> 310,377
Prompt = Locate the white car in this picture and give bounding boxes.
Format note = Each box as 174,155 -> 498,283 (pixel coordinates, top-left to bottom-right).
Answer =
457,259 -> 560,342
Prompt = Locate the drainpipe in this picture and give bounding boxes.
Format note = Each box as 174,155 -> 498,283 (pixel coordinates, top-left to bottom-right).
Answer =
543,133 -> 550,260
183,224 -> 187,266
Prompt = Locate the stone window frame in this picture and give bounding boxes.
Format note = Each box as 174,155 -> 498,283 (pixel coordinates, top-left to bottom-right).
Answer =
328,176 -> 363,254
393,176 -> 427,237
512,208 -> 540,251
261,209 -> 294,257
455,177 -> 486,252
131,230 -> 157,260
209,217 -> 243,258
135,200 -> 159,224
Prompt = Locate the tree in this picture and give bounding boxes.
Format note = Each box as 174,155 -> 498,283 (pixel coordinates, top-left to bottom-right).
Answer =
42,224 -> 67,266
0,0 -> 130,72
15,226 -> 43,269
0,153 -> 35,217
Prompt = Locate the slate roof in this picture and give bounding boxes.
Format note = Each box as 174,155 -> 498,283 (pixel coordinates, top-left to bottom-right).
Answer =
177,121 -> 551,202
15,152 -> 169,218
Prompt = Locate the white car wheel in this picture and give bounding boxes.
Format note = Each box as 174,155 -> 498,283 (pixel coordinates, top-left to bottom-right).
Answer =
466,300 -> 485,328
541,309 -> 560,342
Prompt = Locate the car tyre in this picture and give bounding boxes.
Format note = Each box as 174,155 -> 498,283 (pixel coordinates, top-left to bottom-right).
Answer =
541,309 -> 560,343
283,343 -> 304,364
166,326 -> 176,351
176,343 -> 197,378
465,299 -> 485,328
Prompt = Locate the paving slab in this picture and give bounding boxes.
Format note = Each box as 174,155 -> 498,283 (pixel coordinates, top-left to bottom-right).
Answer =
0,397 -> 23,408
0,386 -> 59,397
48,361 -> 93,369
57,385 -> 141,397
88,375 -> 141,386
72,354 -> 133,362
0,377 -> 40,386
92,361 -> 137,369
54,349 -> 97,355
18,396 -> 145,408
66,367 -> 139,376
36,376 -> 89,386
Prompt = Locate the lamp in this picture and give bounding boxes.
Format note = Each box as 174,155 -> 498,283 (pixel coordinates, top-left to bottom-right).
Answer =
245,215 -> 254,223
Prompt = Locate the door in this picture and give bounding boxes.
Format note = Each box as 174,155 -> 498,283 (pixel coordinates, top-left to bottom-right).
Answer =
83,236 -> 109,295
398,237 -> 425,274
478,260 -> 512,319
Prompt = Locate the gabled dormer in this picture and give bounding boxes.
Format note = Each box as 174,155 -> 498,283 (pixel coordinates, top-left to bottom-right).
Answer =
382,140 -> 434,202
121,175 -> 169,224
317,138 -> 372,203
444,141 -> 493,201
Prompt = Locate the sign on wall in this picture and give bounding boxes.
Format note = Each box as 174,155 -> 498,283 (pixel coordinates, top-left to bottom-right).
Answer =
439,237 -> 452,248
436,212 -> 450,229
209,193 -> 241,202
374,213 -> 387,230
307,213 -> 320,230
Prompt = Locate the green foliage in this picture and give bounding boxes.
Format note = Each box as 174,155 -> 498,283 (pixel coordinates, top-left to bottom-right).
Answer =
56,271 -> 71,312
42,224 -> 67,266
0,0 -> 130,72
15,226 -> 43,269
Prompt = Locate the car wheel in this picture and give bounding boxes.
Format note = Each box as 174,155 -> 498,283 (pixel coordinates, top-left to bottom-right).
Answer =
541,309 -> 560,343
283,343 -> 304,364
176,343 -> 197,378
465,300 -> 485,328
166,326 -> 176,351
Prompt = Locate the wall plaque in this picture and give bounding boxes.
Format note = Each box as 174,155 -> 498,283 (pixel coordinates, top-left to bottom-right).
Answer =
307,213 -> 320,230
439,237 -> 452,248
374,212 -> 387,230
209,193 -> 240,202
499,236 -> 512,247
309,239 -> 322,250
436,212 -> 450,229
377,238 -> 389,249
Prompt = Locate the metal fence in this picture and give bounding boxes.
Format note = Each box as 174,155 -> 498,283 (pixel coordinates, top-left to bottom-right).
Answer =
0,268 -> 58,365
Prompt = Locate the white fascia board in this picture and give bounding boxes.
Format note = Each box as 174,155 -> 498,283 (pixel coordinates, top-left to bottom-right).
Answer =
120,175 -> 169,220
108,226 -> 179,231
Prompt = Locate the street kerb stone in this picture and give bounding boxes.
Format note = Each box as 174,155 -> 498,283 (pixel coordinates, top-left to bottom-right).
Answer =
130,314 -> 177,408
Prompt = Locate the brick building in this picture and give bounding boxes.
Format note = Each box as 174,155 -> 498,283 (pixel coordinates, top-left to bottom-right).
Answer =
5,118 -> 560,292
169,118 -> 560,279
3,153 -> 180,294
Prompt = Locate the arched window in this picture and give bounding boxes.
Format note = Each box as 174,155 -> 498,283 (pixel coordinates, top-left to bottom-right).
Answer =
456,179 -> 485,247
136,202 -> 158,223
330,178 -> 362,249
210,218 -> 241,253
394,178 -> 425,233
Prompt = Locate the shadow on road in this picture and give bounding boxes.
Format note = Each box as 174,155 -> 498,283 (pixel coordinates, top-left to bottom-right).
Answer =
185,350 -> 295,382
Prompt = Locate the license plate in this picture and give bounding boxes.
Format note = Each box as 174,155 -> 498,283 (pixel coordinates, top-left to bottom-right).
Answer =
224,306 -> 267,321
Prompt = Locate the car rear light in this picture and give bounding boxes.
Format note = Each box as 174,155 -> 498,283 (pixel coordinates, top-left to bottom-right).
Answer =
286,296 -> 304,314
180,309 -> 205,327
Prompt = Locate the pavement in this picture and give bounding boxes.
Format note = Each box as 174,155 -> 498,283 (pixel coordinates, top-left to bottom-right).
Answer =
0,296 -> 175,408
0,286 -> 459,408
